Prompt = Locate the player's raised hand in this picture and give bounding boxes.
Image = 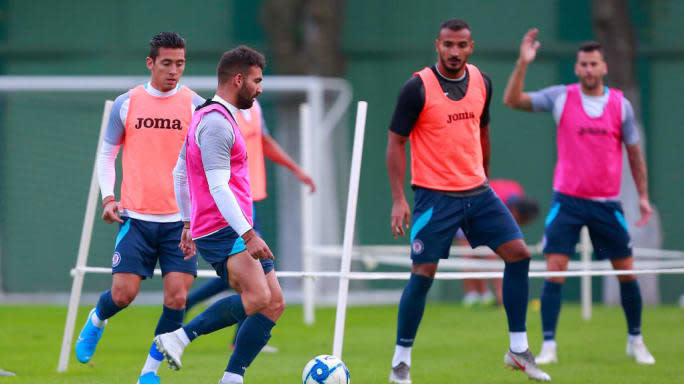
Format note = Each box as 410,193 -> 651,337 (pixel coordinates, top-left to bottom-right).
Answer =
520,28 -> 541,64
635,197 -> 653,227
391,198 -> 411,238
179,227 -> 196,259
243,229 -> 275,260
298,171 -> 317,193
102,197 -> 124,224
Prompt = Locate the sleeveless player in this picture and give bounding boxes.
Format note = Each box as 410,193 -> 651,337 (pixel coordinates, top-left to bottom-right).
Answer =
503,29 -> 655,365
387,19 -> 550,383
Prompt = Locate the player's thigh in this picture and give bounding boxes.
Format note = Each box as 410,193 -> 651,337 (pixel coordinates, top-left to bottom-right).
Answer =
226,250 -> 271,310
162,272 -> 195,308
112,217 -> 158,279
542,193 -> 585,256
194,226 -> 244,287
158,221 -> 198,277
587,201 -> 632,261
464,189 -> 523,252
410,187 -> 464,264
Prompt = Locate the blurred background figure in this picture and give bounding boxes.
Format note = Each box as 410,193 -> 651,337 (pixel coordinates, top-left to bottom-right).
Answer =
459,179 -> 540,307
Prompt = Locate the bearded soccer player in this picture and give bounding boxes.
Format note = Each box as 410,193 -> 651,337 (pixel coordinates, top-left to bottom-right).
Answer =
74,32 -> 205,384
386,19 -> 550,383
503,29 -> 655,366
184,98 -> 315,353
155,46 -> 285,384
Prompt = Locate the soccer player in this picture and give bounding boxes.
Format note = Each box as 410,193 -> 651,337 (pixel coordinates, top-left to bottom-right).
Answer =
155,46 -> 285,384
461,179 -> 539,307
386,19 -> 550,383
74,32 -> 204,384
503,29 -> 655,365
184,98 -> 315,353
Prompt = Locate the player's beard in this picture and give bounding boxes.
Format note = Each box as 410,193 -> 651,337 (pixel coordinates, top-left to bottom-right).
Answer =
236,83 -> 256,109
440,56 -> 466,76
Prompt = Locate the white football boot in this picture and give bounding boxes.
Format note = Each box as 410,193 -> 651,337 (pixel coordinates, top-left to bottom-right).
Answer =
154,332 -> 186,370
504,349 -> 551,382
535,343 -> 558,365
626,339 -> 655,365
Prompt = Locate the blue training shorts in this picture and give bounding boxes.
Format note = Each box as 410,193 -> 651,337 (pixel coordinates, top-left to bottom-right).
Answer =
543,192 -> 632,260
410,187 -> 523,264
112,217 -> 198,278
194,225 -> 274,284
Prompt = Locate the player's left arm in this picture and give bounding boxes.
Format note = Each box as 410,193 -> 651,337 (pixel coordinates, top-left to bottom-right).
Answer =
262,133 -> 316,193
622,98 -> 652,226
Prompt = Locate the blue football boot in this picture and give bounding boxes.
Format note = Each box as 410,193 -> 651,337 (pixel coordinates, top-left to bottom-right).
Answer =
137,372 -> 161,384
75,308 -> 107,363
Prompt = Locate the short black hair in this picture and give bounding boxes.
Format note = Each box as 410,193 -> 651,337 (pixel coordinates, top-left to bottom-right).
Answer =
149,32 -> 186,60
217,45 -> 266,85
578,41 -> 603,55
439,18 -> 471,34
508,196 -> 539,223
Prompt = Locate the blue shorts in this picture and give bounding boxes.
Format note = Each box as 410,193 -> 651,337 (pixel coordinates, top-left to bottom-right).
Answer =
543,192 -> 632,260
410,187 -> 523,264
112,217 -> 198,278
194,225 -> 274,284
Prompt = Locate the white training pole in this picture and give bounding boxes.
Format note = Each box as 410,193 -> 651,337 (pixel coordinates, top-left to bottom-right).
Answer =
57,100 -> 113,372
300,103 -> 316,325
332,101 -> 368,358
580,226 -> 592,321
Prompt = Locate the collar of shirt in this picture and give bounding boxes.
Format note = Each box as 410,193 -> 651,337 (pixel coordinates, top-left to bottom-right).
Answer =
434,63 -> 467,82
145,82 -> 179,97
211,94 -> 240,117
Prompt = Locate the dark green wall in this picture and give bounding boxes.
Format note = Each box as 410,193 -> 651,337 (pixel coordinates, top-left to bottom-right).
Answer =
1,1 -> 682,298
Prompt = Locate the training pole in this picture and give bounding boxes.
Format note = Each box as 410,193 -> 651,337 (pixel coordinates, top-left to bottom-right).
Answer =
332,101 -> 368,358
58,100 -> 112,372
300,103 -> 316,325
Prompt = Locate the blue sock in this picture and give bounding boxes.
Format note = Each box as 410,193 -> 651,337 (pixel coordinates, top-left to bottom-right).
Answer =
149,306 -> 185,361
502,258 -> 530,332
226,314 -> 276,376
396,273 -> 434,347
182,294 -> 246,341
620,280 -> 642,335
95,290 -> 125,320
540,280 -> 563,340
186,278 -> 229,312
232,318 -> 245,347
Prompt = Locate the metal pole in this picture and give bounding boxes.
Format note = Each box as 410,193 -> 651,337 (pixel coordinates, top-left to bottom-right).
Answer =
580,226 -> 592,321
300,103 -> 316,325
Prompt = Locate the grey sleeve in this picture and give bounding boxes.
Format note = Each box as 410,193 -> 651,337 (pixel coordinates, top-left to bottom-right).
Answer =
529,85 -> 566,113
192,93 -> 206,108
260,109 -> 270,136
621,97 -> 640,145
103,92 -> 129,145
197,112 -> 235,171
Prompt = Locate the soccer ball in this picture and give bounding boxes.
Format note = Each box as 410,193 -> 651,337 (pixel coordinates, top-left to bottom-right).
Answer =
302,354 -> 350,384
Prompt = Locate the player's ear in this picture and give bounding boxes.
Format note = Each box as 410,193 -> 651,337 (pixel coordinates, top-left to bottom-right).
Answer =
146,57 -> 154,71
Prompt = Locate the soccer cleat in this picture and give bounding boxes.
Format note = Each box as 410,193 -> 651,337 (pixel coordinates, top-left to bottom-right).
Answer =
155,332 -> 185,370
0,368 -> 16,377
462,292 -> 480,308
75,308 -> 107,363
626,339 -> 655,365
261,344 -> 279,353
137,372 -> 161,384
389,362 -> 411,384
535,344 -> 558,365
480,291 -> 496,307
504,349 -> 551,382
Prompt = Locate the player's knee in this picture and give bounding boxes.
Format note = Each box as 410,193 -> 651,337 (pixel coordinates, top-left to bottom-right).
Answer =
111,287 -> 137,307
617,274 -> 636,283
412,263 -> 438,278
269,294 -> 286,320
164,291 -> 187,310
547,276 -> 566,284
245,286 -> 271,313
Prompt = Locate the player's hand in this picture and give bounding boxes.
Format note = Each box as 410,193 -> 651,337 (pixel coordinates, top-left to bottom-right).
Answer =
298,171 -> 317,193
179,227 -> 196,259
519,28 -> 541,64
635,197 -> 653,227
243,229 -> 275,260
102,198 -> 124,224
391,198 -> 411,238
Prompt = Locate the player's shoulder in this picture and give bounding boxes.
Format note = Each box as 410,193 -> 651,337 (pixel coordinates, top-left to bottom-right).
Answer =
399,74 -> 424,95
113,91 -> 131,105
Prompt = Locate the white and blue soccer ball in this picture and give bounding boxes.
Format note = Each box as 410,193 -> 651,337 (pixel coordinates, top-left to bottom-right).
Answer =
302,354 -> 350,384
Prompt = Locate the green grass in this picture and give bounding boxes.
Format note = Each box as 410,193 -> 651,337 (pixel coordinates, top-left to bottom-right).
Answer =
0,303 -> 682,383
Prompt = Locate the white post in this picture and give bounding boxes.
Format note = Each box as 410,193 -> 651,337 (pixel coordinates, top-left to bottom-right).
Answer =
300,103 -> 316,325
580,226 -> 592,321
57,100 -> 112,372
332,101 -> 368,358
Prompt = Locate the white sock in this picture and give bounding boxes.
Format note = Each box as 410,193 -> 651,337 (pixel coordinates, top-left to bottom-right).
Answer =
140,354 -> 162,375
392,345 -> 412,367
542,340 -> 557,349
174,328 -> 191,347
91,310 -> 105,328
628,334 -> 643,344
509,332 -> 529,353
221,371 -> 244,383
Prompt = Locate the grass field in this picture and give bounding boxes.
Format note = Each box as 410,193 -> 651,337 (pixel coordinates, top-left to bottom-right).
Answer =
0,303 -> 682,383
